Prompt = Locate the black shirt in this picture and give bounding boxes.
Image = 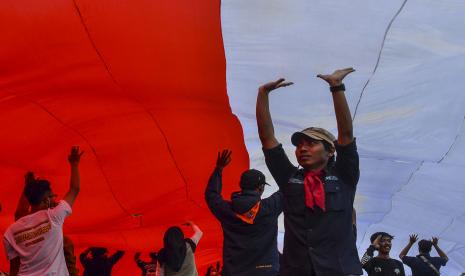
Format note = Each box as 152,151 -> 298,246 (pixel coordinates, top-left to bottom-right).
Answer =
401,254 -> 447,276
361,246 -> 405,276
364,258 -> 405,276
263,140 -> 362,276
205,168 -> 282,276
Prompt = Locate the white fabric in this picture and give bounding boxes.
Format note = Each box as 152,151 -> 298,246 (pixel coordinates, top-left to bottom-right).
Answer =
3,200 -> 72,276
190,224 -> 203,246
222,0 -> 465,275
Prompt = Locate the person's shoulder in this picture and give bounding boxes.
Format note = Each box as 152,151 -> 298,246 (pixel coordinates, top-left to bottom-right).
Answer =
262,191 -> 282,201
262,143 -> 284,153
10,210 -> 48,229
48,200 -> 72,215
56,200 -> 72,210
431,256 -> 448,264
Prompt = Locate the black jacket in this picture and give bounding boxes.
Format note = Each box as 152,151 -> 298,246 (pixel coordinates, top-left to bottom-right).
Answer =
263,140 -> 362,276
205,168 -> 283,276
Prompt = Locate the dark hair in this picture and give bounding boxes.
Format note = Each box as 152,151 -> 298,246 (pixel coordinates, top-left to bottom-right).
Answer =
149,252 -> 158,260
418,239 -> 433,254
322,141 -> 336,165
24,179 -> 51,205
90,247 -> 108,257
158,226 -> 186,272
370,232 -> 394,243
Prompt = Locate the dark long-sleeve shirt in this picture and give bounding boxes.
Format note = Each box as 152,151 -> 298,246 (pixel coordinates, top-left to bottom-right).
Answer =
205,168 -> 282,276
263,140 -> 362,276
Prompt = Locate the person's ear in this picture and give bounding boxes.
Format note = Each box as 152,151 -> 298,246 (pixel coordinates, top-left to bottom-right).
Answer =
41,197 -> 49,208
328,147 -> 335,158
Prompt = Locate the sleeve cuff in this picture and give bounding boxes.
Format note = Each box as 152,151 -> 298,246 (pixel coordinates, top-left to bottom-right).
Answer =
263,143 -> 284,157
335,138 -> 357,152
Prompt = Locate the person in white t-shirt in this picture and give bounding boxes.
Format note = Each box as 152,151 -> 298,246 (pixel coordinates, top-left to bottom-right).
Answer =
3,146 -> 84,276
157,221 -> 203,276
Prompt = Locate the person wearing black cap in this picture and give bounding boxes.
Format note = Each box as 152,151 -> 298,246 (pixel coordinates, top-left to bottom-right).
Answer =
361,232 -> 405,276
205,150 -> 283,276
256,68 -> 362,275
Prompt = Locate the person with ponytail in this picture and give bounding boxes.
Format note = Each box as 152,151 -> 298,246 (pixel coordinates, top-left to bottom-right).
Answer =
157,222 -> 203,276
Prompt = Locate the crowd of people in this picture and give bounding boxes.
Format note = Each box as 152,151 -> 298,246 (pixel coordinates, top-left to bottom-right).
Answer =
1,68 -> 453,275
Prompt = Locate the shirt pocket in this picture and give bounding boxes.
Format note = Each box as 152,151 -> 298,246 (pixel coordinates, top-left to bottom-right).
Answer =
284,184 -> 306,214
324,181 -> 346,211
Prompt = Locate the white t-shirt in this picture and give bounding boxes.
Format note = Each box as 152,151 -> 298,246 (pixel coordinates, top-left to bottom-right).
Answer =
3,200 -> 72,276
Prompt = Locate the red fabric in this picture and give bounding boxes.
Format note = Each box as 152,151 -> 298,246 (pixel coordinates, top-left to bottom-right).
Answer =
0,0 -> 248,274
303,171 -> 326,211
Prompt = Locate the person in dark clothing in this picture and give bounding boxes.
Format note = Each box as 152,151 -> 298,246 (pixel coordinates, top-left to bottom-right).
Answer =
399,234 -> 448,275
134,252 -> 158,276
80,247 -> 125,276
256,68 -> 362,275
205,150 -> 282,276
361,232 -> 405,276
352,208 -> 357,241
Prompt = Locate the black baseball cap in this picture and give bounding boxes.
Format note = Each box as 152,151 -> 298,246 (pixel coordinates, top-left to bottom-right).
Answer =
240,169 -> 270,190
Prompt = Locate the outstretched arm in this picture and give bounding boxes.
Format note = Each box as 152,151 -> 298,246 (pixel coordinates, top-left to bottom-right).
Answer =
63,146 -> 84,207
361,235 -> 381,269
432,237 -> 449,261
79,248 -> 91,266
205,150 -> 234,219
186,221 -> 203,246
256,79 -> 293,149
399,234 -> 418,259
14,172 -> 35,221
317,68 -> 355,146
109,250 -> 125,265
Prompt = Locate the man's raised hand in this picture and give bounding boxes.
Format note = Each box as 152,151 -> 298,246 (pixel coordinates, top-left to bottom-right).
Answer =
409,234 -> 418,244
216,150 -> 232,170
259,78 -> 293,94
317,67 -> 355,87
68,146 -> 84,166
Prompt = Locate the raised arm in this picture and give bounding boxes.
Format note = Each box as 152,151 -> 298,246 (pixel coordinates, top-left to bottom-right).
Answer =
361,235 -> 381,269
63,146 -> 84,207
432,237 -> 449,261
205,150 -> 234,219
134,252 -> 141,262
79,248 -> 91,266
189,222 -> 203,245
14,172 -> 35,221
256,79 -> 293,149
317,68 -> 355,146
109,250 -> 125,265
399,234 -> 418,259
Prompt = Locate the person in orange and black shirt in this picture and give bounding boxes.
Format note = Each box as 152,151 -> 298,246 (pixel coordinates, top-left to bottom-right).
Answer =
205,150 -> 282,276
